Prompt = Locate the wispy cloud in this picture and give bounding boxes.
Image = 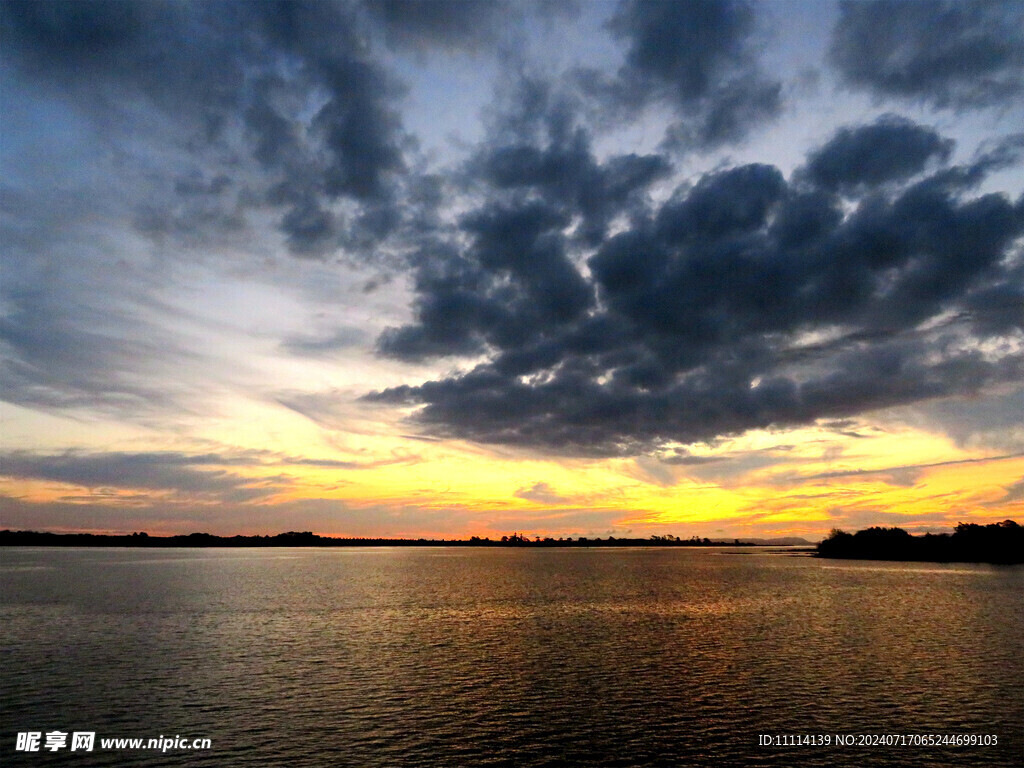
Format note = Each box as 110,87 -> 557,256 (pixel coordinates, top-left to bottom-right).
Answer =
771,452 -> 1024,488
513,481 -> 570,504
987,476 -> 1024,506
0,450 -> 289,503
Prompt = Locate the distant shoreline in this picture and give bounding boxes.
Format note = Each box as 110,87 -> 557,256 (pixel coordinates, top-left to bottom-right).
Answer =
0,530 -> 809,548
5,525 -> 1019,563
815,521 -> 1023,565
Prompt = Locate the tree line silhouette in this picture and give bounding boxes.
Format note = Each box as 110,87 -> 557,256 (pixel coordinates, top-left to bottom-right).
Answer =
817,520 -> 1022,564
0,529 -> 757,548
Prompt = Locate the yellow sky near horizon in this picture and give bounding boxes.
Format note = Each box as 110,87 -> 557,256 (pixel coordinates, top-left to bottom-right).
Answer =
3,398 -> 1021,540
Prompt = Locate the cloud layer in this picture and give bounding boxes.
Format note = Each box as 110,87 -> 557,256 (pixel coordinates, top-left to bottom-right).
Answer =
370,111 -> 1024,455
1,1 -> 1023,536
829,0 -> 1024,109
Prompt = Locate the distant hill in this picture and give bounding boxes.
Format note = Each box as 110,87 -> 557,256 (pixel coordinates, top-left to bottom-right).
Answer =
817,521 -> 1022,564
737,537 -> 812,546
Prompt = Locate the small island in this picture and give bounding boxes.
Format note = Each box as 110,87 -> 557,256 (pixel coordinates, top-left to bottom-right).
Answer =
816,520 -> 1023,564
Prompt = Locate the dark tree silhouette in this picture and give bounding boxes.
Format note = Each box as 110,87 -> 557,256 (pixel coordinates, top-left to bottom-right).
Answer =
818,521 -> 1022,564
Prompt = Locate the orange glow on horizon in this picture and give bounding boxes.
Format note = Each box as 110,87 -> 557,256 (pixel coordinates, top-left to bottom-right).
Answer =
3,414 -> 1021,540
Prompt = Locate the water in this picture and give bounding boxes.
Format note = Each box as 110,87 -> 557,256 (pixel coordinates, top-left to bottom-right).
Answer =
1,547 -> 1021,767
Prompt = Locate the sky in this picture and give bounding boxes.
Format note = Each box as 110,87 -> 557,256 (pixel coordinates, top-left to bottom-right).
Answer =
1,0 -> 1023,541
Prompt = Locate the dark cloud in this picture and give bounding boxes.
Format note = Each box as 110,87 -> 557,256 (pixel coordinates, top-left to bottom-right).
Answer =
279,196 -> 339,257
829,0 -> 1024,109
800,115 -> 954,192
0,450 -> 289,503
368,337 -> 1024,457
378,71 -> 671,363
375,196 -> 597,362
362,0 -> 513,52
0,0 -> 435,415
661,77 -> 782,151
585,0 -> 782,149
361,0 -> 582,54
0,0 -> 232,119
0,0 -> 410,256
0,448 -> 417,506
4,0 -> 1023,478
610,0 -> 759,102
477,129 -> 671,245
367,117 -> 1024,456
818,419 -> 882,440
472,70 -> 673,239
654,163 -> 786,241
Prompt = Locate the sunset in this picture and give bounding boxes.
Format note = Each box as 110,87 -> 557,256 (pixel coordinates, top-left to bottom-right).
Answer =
2,2 -> 1023,766
2,0 -> 1021,542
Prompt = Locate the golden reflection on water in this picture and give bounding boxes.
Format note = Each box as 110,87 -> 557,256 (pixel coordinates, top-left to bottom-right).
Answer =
1,547 -> 1021,767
